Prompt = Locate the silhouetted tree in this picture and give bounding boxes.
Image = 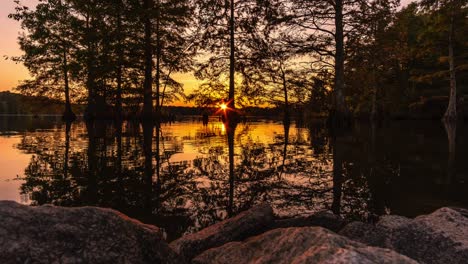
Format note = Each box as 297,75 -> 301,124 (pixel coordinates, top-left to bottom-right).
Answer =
346,0 -> 400,119
278,0 -> 383,123
10,0 -> 78,120
190,0 -> 279,112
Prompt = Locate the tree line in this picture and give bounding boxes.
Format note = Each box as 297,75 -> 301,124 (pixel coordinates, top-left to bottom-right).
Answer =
9,0 -> 468,122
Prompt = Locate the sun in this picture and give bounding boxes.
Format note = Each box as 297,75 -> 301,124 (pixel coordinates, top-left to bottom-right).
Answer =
220,103 -> 228,111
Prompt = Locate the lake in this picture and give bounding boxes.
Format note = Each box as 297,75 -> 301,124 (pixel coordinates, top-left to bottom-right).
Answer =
0,116 -> 467,241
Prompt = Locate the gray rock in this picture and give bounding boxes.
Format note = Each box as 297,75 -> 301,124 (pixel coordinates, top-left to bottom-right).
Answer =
339,221 -> 392,248
339,216 -> 413,249
0,201 -> 184,264
170,203 -> 274,261
377,215 -> 411,230
341,207 -> 468,264
448,206 -> 468,218
273,210 -> 344,232
192,227 -> 418,264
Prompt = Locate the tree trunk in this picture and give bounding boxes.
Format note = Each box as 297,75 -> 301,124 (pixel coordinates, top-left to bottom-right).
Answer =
281,68 -> 290,122
155,0 -> 161,119
332,0 -> 349,124
143,0 -> 153,119
62,50 -> 76,121
85,13 -> 96,120
228,0 -> 235,109
116,3 -> 123,120
443,9 -> 457,121
370,65 -> 377,121
371,86 -> 377,120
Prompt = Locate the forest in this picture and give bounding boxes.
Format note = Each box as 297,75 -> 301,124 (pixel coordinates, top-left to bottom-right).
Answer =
8,0 -> 468,122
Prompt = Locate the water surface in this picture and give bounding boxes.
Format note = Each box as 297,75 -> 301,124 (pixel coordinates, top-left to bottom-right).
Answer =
0,116 -> 467,240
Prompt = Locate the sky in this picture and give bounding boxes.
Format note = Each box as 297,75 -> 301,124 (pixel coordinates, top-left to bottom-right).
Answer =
0,0 -> 415,94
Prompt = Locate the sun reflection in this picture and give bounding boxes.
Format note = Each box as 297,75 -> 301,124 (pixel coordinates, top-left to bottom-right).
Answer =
221,123 -> 226,134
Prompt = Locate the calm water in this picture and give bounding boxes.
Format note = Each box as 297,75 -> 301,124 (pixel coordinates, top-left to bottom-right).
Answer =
0,116 -> 467,240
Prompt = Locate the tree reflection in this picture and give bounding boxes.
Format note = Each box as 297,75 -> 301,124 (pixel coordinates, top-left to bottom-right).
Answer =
16,119 -> 468,240
443,121 -> 456,186
278,121 -> 290,179
16,120 -> 372,235
331,131 -> 343,215
226,122 -> 237,217
142,121 -> 153,214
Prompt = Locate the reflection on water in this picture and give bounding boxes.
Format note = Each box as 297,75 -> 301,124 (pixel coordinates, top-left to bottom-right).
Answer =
1,116 -> 467,240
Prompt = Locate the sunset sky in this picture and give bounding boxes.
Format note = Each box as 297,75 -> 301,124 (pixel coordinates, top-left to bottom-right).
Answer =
0,0 -> 415,93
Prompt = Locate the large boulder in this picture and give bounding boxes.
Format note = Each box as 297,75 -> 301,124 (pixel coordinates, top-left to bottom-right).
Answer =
0,201 -> 184,264
339,215 -> 412,249
273,210 -> 345,232
340,207 -> 468,264
170,203 -> 274,261
192,227 -> 418,264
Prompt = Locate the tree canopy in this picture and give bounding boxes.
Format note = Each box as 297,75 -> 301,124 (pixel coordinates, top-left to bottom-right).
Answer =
8,0 -> 468,121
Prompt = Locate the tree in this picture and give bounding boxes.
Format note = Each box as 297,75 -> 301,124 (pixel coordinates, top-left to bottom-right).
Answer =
278,0 -> 380,123
153,0 -> 195,111
333,0 -> 347,123
141,0 -> 154,119
420,0 -> 467,121
241,28 -> 304,121
381,3 -> 424,114
109,0 -> 194,119
345,0 -> 400,119
10,0 -> 78,120
190,0 -> 278,115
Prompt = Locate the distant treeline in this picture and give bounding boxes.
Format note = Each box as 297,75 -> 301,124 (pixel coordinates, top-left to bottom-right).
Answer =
0,91 -> 83,115
8,0 -> 468,121
0,91 -> 284,117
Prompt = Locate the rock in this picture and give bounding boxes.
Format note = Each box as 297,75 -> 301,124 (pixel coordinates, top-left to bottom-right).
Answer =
192,227 -> 418,264
376,215 -> 411,230
170,203 -> 274,261
339,221 -> 392,248
449,206 -> 468,218
341,207 -> 468,264
339,216 -> 413,249
0,201 -> 184,264
273,210 -> 344,232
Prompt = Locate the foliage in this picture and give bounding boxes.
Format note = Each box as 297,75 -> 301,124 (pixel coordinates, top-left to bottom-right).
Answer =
7,0 -> 468,119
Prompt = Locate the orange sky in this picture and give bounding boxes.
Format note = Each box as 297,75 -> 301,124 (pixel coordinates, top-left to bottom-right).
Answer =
0,0 -> 415,95
0,0 -> 36,92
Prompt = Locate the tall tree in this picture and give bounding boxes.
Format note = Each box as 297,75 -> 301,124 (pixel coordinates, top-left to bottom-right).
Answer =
420,0 -> 467,121
279,0 -> 378,123
154,0 -> 195,111
190,0 -> 278,113
333,0 -> 347,123
142,0 -> 154,119
10,0 -> 78,120
345,0 -> 400,119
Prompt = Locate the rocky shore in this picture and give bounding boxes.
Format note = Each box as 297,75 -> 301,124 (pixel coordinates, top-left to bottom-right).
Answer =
0,201 -> 467,263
